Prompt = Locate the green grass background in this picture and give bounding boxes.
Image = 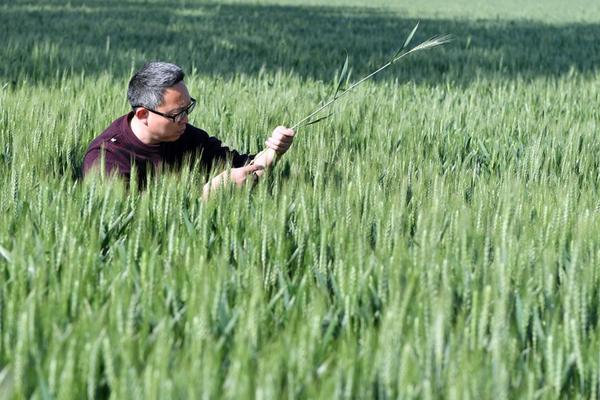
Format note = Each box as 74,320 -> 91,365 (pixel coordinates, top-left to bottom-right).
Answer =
1,0 -> 600,398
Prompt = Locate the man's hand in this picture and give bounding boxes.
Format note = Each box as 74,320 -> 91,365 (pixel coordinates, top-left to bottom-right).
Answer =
202,164 -> 264,201
202,126 -> 294,200
265,126 -> 295,155
252,126 -> 295,176
230,164 -> 264,186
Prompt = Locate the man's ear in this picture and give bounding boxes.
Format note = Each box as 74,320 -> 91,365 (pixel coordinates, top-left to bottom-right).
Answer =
134,107 -> 149,125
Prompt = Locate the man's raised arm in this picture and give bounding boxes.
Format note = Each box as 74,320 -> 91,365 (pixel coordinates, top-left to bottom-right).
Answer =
202,126 -> 295,199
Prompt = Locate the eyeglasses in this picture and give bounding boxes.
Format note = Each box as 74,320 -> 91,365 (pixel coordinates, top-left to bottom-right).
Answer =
135,97 -> 196,123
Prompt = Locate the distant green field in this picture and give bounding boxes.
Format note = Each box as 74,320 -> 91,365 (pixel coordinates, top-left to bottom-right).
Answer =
2,0 -> 600,398
224,0 -> 600,22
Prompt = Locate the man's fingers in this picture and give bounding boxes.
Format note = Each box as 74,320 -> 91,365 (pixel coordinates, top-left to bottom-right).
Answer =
273,133 -> 293,143
263,126 -> 295,154
273,127 -> 295,138
244,163 -> 264,173
266,138 -> 281,148
246,163 -> 266,181
266,138 -> 288,152
229,164 -> 264,186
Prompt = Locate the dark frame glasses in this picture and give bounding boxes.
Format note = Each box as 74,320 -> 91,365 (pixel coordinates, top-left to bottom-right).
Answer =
134,97 -> 196,123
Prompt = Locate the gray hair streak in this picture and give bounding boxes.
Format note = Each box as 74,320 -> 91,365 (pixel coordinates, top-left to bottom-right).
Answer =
127,61 -> 185,109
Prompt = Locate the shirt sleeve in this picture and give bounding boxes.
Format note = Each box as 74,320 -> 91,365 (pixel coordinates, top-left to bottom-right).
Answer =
189,127 -> 254,169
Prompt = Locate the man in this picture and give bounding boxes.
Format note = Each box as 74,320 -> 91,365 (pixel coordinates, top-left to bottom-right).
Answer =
82,61 -> 294,196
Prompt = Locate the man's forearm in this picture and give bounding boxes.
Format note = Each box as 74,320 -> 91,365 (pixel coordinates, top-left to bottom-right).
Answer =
251,148 -> 278,177
202,170 -> 229,200
202,161 -> 265,201
202,140 -> 288,200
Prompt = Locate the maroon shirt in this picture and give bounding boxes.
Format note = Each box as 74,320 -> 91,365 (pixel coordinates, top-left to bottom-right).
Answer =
82,112 -> 253,185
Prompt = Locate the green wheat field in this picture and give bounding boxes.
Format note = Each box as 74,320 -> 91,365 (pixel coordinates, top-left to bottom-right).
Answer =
2,0 -> 600,398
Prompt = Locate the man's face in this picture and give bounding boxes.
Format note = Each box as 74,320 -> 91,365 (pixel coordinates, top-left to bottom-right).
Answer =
147,81 -> 192,142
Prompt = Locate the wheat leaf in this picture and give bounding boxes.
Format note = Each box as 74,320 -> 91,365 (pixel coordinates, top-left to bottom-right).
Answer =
391,21 -> 419,63
301,113 -> 334,127
403,22 -> 420,49
334,52 -> 349,99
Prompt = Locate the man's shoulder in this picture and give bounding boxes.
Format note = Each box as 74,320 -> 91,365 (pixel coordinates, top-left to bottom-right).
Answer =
82,114 -> 132,175
87,114 -> 130,151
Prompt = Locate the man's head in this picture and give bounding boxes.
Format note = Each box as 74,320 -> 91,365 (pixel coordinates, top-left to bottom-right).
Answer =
128,62 -> 195,143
